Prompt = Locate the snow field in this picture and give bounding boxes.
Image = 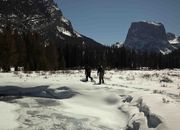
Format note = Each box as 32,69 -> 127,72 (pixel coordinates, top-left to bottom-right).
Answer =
0,69 -> 180,130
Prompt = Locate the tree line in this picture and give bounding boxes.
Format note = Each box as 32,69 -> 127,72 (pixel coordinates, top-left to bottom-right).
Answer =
0,26 -> 180,71
0,26 -> 58,71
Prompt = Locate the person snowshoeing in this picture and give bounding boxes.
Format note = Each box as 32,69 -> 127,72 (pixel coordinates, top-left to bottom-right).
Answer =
85,65 -> 93,82
97,65 -> 104,84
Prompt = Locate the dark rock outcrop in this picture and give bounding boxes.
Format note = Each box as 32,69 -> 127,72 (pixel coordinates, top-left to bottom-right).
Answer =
167,32 -> 176,41
178,36 -> 180,42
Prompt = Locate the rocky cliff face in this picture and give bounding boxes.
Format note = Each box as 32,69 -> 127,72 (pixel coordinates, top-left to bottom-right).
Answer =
167,32 -> 176,41
124,21 -> 175,54
0,0 -> 102,47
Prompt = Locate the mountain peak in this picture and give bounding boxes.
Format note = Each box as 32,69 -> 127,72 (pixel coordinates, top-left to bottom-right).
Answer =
124,21 -> 174,54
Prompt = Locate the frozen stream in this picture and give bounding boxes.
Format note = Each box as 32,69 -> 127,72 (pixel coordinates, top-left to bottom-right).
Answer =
1,84 -> 129,130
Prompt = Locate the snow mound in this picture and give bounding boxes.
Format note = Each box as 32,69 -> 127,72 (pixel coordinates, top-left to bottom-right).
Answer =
119,97 -> 167,130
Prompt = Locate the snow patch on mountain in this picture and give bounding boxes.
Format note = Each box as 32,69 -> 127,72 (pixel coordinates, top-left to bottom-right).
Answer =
160,48 -> 172,55
169,37 -> 180,44
74,30 -> 82,38
112,42 -> 124,48
57,26 -> 72,37
8,14 -> 17,18
61,16 -> 70,25
143,21 -> 162,26
52,5 -> 59,11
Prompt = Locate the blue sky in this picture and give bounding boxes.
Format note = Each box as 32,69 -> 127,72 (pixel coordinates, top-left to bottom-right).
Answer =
55,0 -> 180,45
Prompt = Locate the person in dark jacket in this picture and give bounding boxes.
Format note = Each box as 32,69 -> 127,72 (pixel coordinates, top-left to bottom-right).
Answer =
97,65 -> 104,84
85,65 -> 93,82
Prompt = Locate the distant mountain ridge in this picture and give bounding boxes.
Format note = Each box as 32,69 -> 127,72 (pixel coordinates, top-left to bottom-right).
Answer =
0,0 -> 102,47
0,0 -> 106,71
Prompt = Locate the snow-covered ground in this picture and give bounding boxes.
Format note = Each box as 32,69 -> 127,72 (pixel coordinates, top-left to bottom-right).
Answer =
0,69 -> 180,130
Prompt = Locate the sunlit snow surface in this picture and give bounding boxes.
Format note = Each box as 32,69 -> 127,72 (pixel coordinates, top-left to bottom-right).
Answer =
0,70 -> 180,130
